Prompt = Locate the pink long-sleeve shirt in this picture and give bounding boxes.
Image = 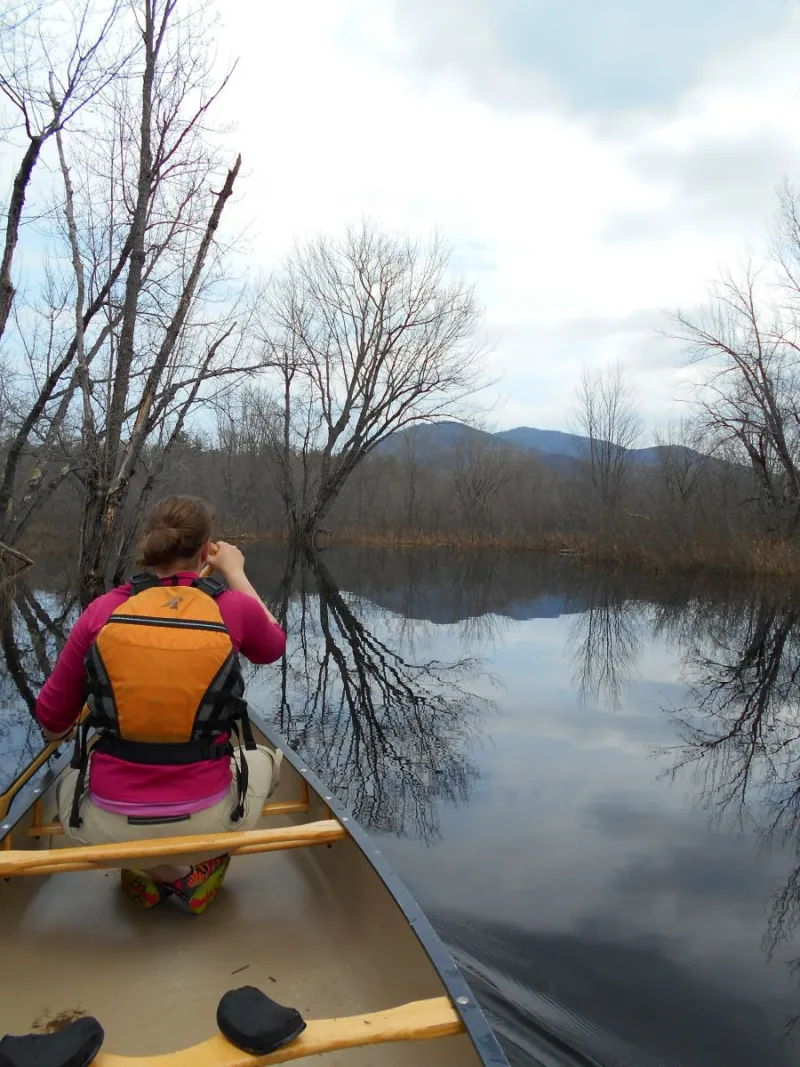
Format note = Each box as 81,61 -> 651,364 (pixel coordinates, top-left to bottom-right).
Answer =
36,572 -> 286,813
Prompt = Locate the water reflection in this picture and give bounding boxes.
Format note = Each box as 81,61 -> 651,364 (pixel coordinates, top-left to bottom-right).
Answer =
564,575 -> 800,1043
0,584 -> 75,790
667,601 -> 800,816
661,598 -> 800,1029
256,549 -> 492,840
567,576 -> 643,710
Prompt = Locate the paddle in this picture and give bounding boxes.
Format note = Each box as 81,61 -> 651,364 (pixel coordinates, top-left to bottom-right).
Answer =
0,701 -> 91,822
0,738 -> 64,821
199,541 -> 219,580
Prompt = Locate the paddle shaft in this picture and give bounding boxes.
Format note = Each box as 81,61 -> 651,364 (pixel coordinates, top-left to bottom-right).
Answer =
0,740 -> 61,821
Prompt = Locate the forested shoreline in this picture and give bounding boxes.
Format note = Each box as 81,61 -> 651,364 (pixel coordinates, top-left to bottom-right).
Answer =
16,412 -> 800,586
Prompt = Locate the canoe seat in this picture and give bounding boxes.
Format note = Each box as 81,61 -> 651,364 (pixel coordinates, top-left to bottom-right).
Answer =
0,820 -> 346,878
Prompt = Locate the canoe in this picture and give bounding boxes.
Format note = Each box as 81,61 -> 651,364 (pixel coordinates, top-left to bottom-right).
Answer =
0,712 -> 509,1067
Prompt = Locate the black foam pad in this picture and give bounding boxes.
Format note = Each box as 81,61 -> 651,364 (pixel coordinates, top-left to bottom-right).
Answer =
0,1017 -> 104,1067
216,986 -> 306,1055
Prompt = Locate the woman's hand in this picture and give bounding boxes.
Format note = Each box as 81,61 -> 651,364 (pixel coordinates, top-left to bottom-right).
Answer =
206,540 -> 245,581
207,540 -> 279,625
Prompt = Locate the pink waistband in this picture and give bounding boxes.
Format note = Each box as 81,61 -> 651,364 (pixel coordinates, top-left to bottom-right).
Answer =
88,786 -> 230,817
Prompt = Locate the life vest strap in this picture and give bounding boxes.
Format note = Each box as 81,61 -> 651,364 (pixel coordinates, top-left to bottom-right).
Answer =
192,574 -> 226,598
128,572 -> 228,599
128,572 -> 163,596
69,718 -> 93,828
238,703 -> 257,751
93,736 -> 232,764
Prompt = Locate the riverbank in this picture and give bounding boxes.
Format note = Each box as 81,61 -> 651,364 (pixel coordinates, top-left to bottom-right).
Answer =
315,528 -> 800,584
20,523 -> 800,588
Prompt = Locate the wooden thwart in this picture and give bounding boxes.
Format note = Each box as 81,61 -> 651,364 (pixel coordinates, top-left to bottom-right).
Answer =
0,819 -> 345,877
94,997 -> 464,1066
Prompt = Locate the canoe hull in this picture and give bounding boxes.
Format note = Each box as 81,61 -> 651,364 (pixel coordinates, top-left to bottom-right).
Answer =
0,713 -> 507,1067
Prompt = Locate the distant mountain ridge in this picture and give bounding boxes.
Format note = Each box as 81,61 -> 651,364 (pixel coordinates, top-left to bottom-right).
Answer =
376,421 -> 677,470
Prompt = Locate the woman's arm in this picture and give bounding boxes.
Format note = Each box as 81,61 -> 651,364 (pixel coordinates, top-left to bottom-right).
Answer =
208,542 -> 286,664
224,569 -> 280,626
36,607 -> 97,736
207,542 -> 279,624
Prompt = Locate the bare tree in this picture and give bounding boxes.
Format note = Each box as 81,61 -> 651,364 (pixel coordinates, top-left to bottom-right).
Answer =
452,435 -> 513,537
401,425 -> 425,532
671,184 -> 800,537
0,0 -> 130,344
653,419 -> 709,509
0,1 -> 259,602
257,223 -> 485,545
214,390 -> 282,535
674,267 -> 800,536
571,363 -> 642,519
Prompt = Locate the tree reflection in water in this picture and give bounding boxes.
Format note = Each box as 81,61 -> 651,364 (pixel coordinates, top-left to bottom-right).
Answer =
570,577 -> 800,1030
0,584 -> 75,791
661,597 -> 800,1022
567,574 -> 643,709
258,550 -> 490,841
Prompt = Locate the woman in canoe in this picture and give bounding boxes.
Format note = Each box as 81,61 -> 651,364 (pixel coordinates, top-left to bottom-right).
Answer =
35,495 -> 286,914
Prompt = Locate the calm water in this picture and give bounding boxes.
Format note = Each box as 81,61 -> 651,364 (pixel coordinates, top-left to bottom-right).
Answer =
2,547 -> 799,1066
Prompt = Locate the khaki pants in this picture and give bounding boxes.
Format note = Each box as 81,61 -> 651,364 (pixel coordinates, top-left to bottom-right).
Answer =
56,746 -> 282,866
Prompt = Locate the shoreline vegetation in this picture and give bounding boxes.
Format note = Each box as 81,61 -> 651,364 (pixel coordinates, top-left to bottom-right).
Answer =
210,529 -> 800,585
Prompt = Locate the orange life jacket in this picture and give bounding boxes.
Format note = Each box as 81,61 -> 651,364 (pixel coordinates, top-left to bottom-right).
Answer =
69,573 -> 255,828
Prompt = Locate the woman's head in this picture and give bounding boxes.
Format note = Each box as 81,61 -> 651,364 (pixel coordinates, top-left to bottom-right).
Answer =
137,496 -> 216,572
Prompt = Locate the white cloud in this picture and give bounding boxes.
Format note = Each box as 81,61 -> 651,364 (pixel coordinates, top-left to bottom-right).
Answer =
215,0 -> 800,435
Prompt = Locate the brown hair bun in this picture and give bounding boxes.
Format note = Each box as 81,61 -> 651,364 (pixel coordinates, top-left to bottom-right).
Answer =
137,496 -> 216,568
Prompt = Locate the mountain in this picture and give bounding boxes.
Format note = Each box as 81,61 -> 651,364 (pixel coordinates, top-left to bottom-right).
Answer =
493,426 -> 585,459
494,429 -> 687,468
375,421 -> 709,472
377,421 -> 494,456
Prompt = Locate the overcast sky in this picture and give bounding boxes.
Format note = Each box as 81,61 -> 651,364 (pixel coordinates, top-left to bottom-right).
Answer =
215,0 -> 800,437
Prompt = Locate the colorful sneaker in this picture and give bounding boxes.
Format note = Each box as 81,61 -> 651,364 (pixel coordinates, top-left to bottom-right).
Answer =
170,853 -> 230,915
120,867 -> 172,909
